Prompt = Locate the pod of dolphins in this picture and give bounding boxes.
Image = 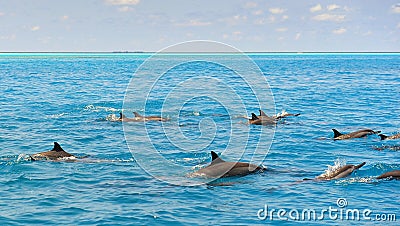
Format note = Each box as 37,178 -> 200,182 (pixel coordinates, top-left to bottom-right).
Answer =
26,109 -> 400,182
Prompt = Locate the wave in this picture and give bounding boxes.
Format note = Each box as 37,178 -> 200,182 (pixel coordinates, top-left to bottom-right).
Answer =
83,104 -> 121,113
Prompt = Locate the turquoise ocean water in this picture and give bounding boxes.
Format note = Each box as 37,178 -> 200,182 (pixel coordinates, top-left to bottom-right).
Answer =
0,53 -> 399,225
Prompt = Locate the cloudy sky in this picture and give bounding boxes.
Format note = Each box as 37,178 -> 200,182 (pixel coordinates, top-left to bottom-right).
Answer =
0,0 -> 399,52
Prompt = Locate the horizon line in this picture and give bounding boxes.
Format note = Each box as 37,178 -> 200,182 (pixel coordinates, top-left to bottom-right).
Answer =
1,51 -> 400,54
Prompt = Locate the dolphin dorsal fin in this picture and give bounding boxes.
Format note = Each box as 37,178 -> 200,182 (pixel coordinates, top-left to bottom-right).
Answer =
259,110 -> 267,116
210,151 -> 225,164
211,151 -> 219,161
52,142 -> 64,152
251,113 -> 259,120
332,129 -> 343,138
133,112 -> 142,117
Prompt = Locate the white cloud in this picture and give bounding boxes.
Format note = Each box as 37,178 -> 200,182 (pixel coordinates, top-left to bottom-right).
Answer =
295,33 -> 301,40
310,4 -> 322,13
233,15 -> 247,21
313,14 -> 345,22
397,22 -> 400,29
0,12 -> 4,16
276,27 -> 288,32
269,8 -> 285,14
31,26 -> 40,31
105,0 -> 140,5
61,15 -> 69,20
332,28 -> 346,34
392,4 -> 400,13
254,14 -> 285,25
221,15 -> 247,25
327,4 -> 340,11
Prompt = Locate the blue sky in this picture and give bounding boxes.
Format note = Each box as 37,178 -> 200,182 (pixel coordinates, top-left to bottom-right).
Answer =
0,0 -> 399,52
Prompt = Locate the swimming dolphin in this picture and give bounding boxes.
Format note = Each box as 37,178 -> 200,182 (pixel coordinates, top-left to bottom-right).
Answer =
248,110 -> 277,125
376,170 -> 400,180
193,151 -> 266,178
273,110 -> 300,120
133,112 -> 169,122
332,129 -> 381,140
313,162 -> 366,180
260,109 -> 300,120
301,162 -> 366,182
248,110 -> 300,125
118,112 -> 142,122
379,133 -> 400,140
30,142 -> 76,161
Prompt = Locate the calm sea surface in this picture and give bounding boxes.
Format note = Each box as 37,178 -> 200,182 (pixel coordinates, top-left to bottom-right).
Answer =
0,53 -> 399,225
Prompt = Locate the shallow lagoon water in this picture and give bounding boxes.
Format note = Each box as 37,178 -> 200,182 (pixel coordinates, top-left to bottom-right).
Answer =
0,53 -> 399,225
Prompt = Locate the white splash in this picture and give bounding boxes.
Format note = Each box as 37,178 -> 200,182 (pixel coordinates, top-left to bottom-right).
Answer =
84,104 -> 119,113
60,156 -> 77,161
46,113 -> 68,119
106,114 -> 120,121
275,109 -> 289,118
317,158 -> 347,179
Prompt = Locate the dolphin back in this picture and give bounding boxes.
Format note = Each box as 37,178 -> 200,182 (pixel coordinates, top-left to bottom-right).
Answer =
376,170 -> 400,180
30,142 -> 74,160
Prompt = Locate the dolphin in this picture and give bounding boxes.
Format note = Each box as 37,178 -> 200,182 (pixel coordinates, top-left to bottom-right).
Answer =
313,162 -> 366,180
118,112 -> 140,122
118,112 -> 147,122
193,151 -> 266,178
301,162 -> 366,182
30,142 -> 76,161
332,129 -> 381,140
273,110 -> 300,120
248,110 -> 300,125
133,112 -> 169,122
379,133 -> 400,140
376,170 -> 400,180
248,110 -> 277,125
